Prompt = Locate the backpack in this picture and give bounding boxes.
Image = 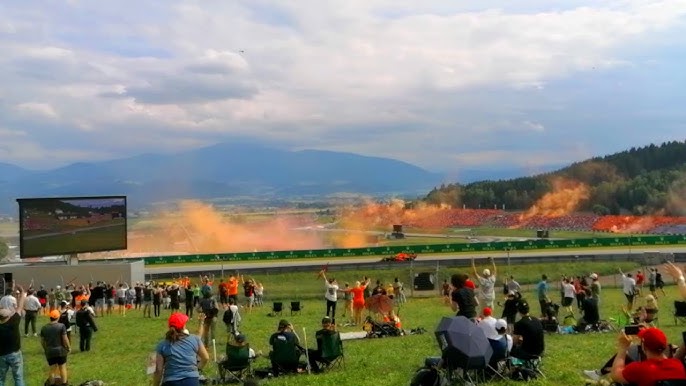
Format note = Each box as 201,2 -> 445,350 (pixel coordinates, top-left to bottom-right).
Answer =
58,311 -> 70,330
202,299 -> 219,319
223,308 -> 234,325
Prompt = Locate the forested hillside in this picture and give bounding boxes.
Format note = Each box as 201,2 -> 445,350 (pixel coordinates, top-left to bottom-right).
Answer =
425,141 -> 686,216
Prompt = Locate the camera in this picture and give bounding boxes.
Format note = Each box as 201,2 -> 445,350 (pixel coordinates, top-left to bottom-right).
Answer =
624,325 -> 641,335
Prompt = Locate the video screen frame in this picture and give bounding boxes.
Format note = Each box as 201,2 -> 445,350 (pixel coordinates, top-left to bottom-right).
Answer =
17,195 -> 127,258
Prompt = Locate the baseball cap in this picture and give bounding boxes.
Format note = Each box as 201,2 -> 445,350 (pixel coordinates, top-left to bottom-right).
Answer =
495,319 -> 507,331
168,313 -> 189,330
60,300 -> 68,306
483,269 -> 491,276
322,316 -> 332,324
483,307 -> 492,317
638,327 -> 667,352
49,310 -> 61,320
235,334 -> 246,343
465,280 -> 476,289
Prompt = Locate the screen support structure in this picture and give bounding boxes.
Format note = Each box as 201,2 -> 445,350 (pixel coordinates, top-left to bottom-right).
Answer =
66,253 -> 79,266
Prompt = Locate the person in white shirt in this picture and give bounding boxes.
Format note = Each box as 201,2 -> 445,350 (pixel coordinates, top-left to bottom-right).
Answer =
23,290 -> 42,337
478,307 -> 498,340
619,268 -> 637,311
495,319 -> 513,352
321,272 -> 339,323
473,258 -> 497,308
561,278 -> 576,314
0,289 -> 17,312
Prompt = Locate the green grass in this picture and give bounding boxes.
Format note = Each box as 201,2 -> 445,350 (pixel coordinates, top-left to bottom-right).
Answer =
18,261 -> 677,386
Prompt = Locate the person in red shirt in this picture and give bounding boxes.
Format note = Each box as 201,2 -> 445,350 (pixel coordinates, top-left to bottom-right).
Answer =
228,276 -> 239,305
636,271 -> 646,292
350,278 -> 371,327
611,327 -> 686,386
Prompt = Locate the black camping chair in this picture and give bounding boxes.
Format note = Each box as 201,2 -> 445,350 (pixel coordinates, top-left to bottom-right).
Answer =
272,302 -> 283,316
674,301 -> 686,325
316,332 -> 345,372
270,336 -> 304,376
290,301 -> 302,316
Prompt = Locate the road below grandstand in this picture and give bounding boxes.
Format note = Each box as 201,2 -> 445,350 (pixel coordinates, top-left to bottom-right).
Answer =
144,245 -> 686,276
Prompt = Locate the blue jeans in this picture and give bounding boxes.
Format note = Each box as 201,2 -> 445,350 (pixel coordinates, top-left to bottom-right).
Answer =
0,350 -> 25,386
162,377 -> 199,386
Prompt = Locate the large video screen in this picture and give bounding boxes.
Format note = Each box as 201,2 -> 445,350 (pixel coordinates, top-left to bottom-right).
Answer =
17,196 -> 127,258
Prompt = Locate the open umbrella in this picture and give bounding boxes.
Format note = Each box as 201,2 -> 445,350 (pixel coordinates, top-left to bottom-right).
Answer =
435,316 -> 493,370
366,294 -> 394,315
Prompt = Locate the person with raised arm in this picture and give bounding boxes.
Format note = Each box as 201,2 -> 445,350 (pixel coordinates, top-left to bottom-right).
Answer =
321,272 -> 339,324
0,282 -> 27,386
152,313 -> 209,386
619,268 -> 637,311
472,258 -> 497,309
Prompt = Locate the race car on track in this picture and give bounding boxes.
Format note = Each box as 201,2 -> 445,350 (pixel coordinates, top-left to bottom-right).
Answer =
381,252 -> 418,262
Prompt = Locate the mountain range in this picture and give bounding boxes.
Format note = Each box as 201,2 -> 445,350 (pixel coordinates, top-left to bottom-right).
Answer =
0,143 -> 450,213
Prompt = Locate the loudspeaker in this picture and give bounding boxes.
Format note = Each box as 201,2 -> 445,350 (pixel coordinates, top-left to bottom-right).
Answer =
414,272 -> 435,291
536,229 -> 544,238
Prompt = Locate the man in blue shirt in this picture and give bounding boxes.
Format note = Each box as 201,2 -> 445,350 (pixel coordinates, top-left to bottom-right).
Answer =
536,275 -> 549,318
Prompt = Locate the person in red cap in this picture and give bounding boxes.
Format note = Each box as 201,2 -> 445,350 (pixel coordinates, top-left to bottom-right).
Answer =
40,309 -> 71,386
611,327 -> 686,386
153,312 -> 210,386
478,307 -> 498,341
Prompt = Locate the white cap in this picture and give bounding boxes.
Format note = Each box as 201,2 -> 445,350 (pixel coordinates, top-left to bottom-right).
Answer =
590,273 -> 598,280
483,269 -> 491,277
56,285 -> 61,289
495,319 -> 507,331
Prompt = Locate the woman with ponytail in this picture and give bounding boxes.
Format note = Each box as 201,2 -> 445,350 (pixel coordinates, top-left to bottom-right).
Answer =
152,313 -> 210,386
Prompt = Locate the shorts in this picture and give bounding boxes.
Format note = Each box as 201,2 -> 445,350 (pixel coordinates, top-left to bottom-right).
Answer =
353,301 -> 365,310
107,299 -> 114,306
143,300 -> 153,306
246,295 -> 255,306
118,297 -> 126,306
649,284 -> 656,292
47,356 -> 67,366
95,298 -> 105,308
562,297 -> 574,307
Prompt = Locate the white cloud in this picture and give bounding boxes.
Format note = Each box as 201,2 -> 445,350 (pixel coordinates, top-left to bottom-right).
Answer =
0,1 -> 684,170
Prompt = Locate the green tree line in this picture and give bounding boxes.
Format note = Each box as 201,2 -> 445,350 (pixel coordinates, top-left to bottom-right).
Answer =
425,140 -> 686,216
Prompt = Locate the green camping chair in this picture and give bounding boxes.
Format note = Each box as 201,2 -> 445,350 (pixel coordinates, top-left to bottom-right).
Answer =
270,336 -> 303,376
218,343 -> 253,383
316,332 -> 344,371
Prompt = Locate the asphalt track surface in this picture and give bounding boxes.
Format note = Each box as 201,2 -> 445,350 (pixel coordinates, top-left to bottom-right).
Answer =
145,245 -> 686,275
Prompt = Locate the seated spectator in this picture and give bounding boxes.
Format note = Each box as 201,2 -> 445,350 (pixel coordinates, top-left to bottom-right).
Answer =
611,327 -> 686,385
488,319 -> 511,368
478,307 -> 498,340
577,288 -> 600,332
511,300 -> 544,359
269,319 -> 303,376
382,310 -> 402,330
306,316 -> 340,373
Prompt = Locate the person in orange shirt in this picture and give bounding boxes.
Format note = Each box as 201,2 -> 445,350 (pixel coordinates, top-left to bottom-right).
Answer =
350,278 -> 371,326
228,275 -> 239,304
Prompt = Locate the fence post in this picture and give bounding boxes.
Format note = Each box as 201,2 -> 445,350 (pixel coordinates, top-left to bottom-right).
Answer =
409,259 -> 414,298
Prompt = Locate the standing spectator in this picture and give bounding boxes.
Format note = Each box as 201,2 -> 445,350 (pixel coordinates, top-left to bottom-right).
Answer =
561,278 -> 576,314
142,283 -> 153,318
57,301 -> 74,344
254,282 -> 264,307
536,275 -> 550,318
590,273 -> 602,303
47,289 -> 56,313
574,277 -> 585,309
393,278 -> 406,304
227,275 -> 238,305
153,285 -> 163,318
198,293 -> 219,348
472,258 -> 497,308
0,289 -> 17,313
441,280 -> 451,300
648,268 -> 658,298
241,276 -> 256,314
37,285 -> 48,316
40,309 -> 70,386
449,273 -> 477,320
0,284 -> 26,386
23,290 -> 41,337
218,279 -> 229,306
192,284 -> 201,308
152,313 -> 209,386
105,283 -> 115,316
321,272 -> 338,323
116,282 -> 129,316
655,271 -> 666,297
620,269 -> 637,311
90,282 -> 106,317
134,282 -> 143,310
635,270 -> 645,293
183,284 -> 194,318
54,286 -> 65,310
506,276 -> 521,294
341,283 -> 353,321
351,279 -> 371,327
502,291 -> 520,333
223,299 -> 241,337
168,284 -> 181,313
75,300 -> 98,352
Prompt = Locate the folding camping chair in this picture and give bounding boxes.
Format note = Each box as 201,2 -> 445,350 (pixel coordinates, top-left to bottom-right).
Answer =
270,336 -> 304,376
218,344 -> 253,383
315,332 -> 345,372
290,301 -> 302,316
674,301 -> 686,325
271,302 -> 283,317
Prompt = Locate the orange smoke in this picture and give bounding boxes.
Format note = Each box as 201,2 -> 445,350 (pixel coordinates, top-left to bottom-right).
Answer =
127,200 -> 329,254
518,178 -> 590,223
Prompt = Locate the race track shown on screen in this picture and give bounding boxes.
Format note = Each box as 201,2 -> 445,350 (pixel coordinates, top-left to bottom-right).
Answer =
18,196 -> 127,258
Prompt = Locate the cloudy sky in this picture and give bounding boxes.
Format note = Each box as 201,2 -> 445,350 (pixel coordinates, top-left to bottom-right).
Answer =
1,1 -> 685,177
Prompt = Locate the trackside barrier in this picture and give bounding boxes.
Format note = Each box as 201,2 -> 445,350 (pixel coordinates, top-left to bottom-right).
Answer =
143,234 -> 686,266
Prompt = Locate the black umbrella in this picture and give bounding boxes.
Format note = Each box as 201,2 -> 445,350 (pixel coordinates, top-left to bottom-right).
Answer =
435,316 -> 493,370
